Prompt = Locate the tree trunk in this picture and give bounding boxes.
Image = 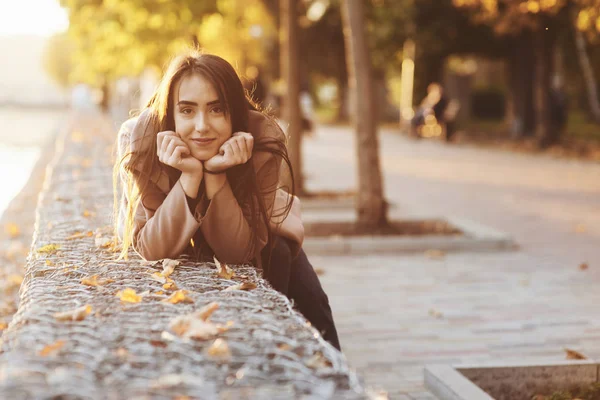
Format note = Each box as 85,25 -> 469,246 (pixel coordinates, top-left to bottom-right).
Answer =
533,28 -> 557,147
280,0 -> 304,195
507,32 -> 536,138
335,74 -> 349,122
100,79 -> 110,113
341,0 -> 387,231
574,23 -> 600,123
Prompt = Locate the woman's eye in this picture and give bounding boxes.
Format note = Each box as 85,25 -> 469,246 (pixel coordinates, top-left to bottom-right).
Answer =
180,108 -> 193,115
211,107 -> 223,114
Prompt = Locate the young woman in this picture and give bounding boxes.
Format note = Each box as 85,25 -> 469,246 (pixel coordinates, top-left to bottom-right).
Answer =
114,49 -> 340,350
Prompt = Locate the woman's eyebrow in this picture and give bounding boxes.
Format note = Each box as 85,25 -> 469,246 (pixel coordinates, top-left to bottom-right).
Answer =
176,99 -> 220,106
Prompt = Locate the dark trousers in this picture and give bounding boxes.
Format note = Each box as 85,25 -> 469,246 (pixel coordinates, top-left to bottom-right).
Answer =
262,237 -> 341,351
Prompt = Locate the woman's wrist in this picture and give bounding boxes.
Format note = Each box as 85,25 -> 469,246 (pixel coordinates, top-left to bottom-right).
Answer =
204,171 -> 227,199
180,171 -> 203,198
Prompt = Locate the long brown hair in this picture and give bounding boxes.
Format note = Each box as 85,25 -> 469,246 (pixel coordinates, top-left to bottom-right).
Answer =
113,49 -> 294,272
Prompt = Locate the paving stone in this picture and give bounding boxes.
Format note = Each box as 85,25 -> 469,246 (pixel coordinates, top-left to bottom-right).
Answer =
301,126 -> 600,396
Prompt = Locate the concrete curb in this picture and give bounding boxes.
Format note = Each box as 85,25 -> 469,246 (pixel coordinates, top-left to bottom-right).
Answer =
425,361 -> 600,400
302,214 -> 516,256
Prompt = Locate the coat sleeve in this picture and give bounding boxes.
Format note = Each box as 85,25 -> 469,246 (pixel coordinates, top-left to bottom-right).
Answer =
200,120 -> 283,264
117,116 -> 204,261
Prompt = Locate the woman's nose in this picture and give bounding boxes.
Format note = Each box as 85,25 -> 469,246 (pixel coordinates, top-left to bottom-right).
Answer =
195,114 -> 209,132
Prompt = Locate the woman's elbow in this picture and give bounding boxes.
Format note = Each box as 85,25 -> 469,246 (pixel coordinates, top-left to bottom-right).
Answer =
133,237 -> 175,262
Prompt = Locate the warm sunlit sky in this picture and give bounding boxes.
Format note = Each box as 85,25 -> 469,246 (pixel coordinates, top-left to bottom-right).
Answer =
0,0 -> 68,36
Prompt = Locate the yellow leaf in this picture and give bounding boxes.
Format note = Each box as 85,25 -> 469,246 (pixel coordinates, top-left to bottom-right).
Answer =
163,282 -> 178,291
151,272 -> 167,284
81,275 -> 114,287
168,316 -> 220,340
83,210 -> 94,218
45,260 -> 55,266
214,256 -> 234,280
37,243 -> 60,254
565,348 -> 587,360
116,288 -> 142,303
425,249 -> 446,260
223,282 -> 256,292
162,290 -> 194,304
54,304 -> 92,321
39,340 -> 65,356
278,343 -> 292,351
4,223 -> 20,238
206,338 -> 231,361
305,351 -> 332,369
0,322 -> 7,331
66,231 -> 93,240
195,302 -> 219,321
162,259 -> 180,278
155,291 -> 165,296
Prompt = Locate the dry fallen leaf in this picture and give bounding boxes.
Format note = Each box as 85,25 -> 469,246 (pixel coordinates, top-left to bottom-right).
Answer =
45,260 -> 55,266
195,302 -> 219,321
162,259 -> 180,278
278,343 -> 292,352
565,348 -> 587,360
81,275 -> 114,287
206,338 -> 231,361
223,282 -> 257,292
162,290 -> 194,304
163,282 -> 178,291
54,305 -> 92,321
39,340 -> 65,356
151,272 -> 168,284
5,223 -> 20,239
66,231 -> 93,240
214,256 -> 234,280
168,316 -> 219,340
166,302 -> 226,340
305,351 -> 332,369
0,322 -> 7,331
37,244 -> 60,254
425,249 -> 446,260
83,210 -> 94,218
116,288 -> 142,303
579,262 -> 589,271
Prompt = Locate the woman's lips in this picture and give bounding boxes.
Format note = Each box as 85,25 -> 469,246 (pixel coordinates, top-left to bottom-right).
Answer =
190,138 -> 215,146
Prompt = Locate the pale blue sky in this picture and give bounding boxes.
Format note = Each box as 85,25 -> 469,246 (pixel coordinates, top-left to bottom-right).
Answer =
0,0 -> 68,36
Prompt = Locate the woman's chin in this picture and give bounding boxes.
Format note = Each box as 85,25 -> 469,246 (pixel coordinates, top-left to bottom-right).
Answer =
191,150 -> 217,162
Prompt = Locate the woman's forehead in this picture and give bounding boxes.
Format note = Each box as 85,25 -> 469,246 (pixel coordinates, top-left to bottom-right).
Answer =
174,73 -> 219,104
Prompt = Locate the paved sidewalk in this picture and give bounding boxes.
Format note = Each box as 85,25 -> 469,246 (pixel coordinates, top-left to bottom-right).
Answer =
302,125 -> 600,399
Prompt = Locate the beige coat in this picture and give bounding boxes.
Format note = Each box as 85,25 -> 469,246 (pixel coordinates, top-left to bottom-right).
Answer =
117,109 -> 304,265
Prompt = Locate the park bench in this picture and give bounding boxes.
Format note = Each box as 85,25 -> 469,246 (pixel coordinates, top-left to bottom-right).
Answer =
0,112 -> 367,399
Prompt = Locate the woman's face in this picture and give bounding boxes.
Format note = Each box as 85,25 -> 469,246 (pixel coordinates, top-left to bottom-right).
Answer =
172,73 -> 233,161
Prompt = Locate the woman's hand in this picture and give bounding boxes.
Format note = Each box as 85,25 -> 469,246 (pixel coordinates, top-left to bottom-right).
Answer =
156,131 -> 203,176
204,132 -> 254,173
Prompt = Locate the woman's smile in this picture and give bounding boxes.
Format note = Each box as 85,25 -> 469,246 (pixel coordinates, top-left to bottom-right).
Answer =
190,137 -> 216,146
